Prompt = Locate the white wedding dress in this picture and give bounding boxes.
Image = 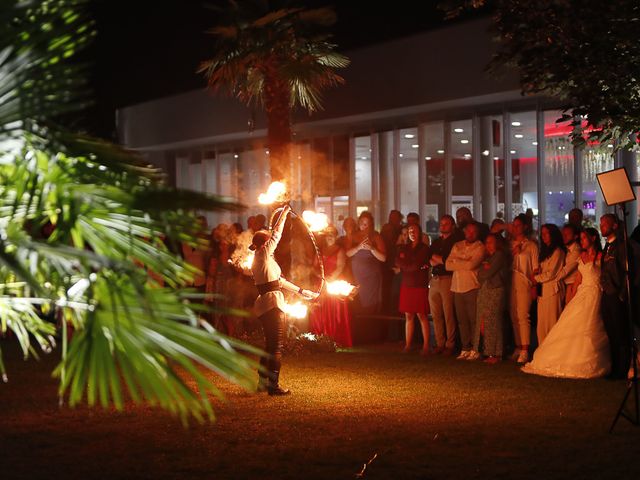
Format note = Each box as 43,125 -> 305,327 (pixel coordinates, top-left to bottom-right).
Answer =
522,259 -> 611,379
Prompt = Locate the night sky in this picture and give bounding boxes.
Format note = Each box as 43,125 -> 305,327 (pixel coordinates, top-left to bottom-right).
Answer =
83,0 -> 485,139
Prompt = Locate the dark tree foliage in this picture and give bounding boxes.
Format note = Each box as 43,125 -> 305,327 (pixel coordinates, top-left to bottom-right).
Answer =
441,0 -> 640,149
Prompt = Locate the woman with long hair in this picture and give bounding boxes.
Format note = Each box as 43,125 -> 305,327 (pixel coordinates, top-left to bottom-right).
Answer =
532,224 -> 566,346
471,233 -> 510,364
522,228 -> 610,378
346,211 -> 386,314
396,224 -> 431,354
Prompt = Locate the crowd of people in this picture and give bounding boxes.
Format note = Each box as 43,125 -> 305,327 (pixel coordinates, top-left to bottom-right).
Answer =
184,205 -> 640,381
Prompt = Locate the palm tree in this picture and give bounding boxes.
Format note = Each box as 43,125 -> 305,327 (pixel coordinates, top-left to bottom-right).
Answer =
199,1 -> 349,183
0,0 -> 258,423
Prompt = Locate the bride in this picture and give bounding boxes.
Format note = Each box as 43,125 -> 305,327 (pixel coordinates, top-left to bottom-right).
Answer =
522,228 -> 611,379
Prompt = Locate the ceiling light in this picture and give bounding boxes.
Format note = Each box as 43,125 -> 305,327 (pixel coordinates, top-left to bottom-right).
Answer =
607,144 -> 614,148
361,156 -> 367,160
233,154 -> 239,159
437,149 -> 445,154
463,153 -> 472,158
399,153 -> 404,158
493,156 -> 499,160
411,144 -> 419,149
404,134 -> 415,139
510,150 -> 516,154
532,141 -> 538,146
460,139 -> 469,144
425,156 -> 432,160
482,150 -> 490,156
454,128 -> 464,133
514,134 -> 524,139
511,121 -> 521,127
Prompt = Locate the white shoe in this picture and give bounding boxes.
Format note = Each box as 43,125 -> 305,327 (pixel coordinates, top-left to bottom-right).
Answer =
456,350 -> 470,360
466,351 -> 481,361
516,350 -> 529,364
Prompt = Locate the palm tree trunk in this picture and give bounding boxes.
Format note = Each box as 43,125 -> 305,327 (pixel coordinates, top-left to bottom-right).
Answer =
264,76 -> 292,184
264,75 -> 293,276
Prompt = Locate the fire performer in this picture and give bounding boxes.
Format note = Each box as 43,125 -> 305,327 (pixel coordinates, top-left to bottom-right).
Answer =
250,204 -> 318,395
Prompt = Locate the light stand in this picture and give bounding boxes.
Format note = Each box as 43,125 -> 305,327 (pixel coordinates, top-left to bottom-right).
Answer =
596,168 -> 639,433
609,201 -> 639,432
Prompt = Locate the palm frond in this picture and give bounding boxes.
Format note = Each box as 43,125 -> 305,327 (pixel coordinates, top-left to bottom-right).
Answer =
200,2 -> 349,113
54,277 -> 260,423
0,0 -> 262,423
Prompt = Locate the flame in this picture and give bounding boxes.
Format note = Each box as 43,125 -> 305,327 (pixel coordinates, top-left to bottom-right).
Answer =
283,301 -> 308,319
302,210 -> 329,232
241,251 -> 255,270
326,280 -> 356,297
228,241 -> 254,271
258,181 -> 287,205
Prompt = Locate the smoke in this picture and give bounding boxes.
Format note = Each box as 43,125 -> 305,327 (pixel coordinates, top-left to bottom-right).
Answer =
229,229 -> 254,270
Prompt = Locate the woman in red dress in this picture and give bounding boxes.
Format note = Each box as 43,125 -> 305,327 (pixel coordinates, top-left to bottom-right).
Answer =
396,224 -> 431,354
310,226 -> 353,347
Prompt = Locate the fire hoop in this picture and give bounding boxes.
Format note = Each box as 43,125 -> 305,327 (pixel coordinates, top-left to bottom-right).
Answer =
269,205 -> 325,296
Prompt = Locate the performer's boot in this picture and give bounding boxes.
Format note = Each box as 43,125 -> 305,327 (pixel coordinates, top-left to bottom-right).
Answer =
257,374 -> 269,393
257,358 -> 269,392
267,369 -> 290,396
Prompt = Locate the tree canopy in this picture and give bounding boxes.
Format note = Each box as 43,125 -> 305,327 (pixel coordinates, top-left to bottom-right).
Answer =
441,0 -> 640,149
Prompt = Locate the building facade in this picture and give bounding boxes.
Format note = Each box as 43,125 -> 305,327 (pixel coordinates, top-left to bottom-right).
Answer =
117,18 -> 639,232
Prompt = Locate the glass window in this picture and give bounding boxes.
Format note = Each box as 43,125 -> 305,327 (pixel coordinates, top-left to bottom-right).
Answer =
582,140 -> 615,229
202,154 -> 217,227
399,127 -> 419,216
175,155 -> 190,190
354,135 -> 373,212
203,156 -> 217,194
543,111 -> 575,226
449,119 -> 474,217
333,136 -> 350,192
332,195 -> 350,232
510,111 -> 539,230
313,195 -> 350,232
478,115 -> 503,222
379,131 -> 395,219
423,122 -> 445,229
217,152 -> 238,225
239,147 -> 270,216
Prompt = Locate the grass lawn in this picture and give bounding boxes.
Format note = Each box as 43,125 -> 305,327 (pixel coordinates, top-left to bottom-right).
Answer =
1,341 -> 639,479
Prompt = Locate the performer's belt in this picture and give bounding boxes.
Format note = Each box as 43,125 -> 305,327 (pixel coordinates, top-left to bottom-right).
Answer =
256,280 -> 281,295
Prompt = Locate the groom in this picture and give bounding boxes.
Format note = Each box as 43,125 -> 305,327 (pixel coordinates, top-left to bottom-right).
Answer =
600,214 -> 631,379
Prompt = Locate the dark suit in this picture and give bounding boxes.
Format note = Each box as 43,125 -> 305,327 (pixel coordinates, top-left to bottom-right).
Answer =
600,237 -> 630,378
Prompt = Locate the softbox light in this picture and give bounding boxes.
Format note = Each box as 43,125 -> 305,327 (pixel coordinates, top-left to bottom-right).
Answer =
596,167 -> 636,206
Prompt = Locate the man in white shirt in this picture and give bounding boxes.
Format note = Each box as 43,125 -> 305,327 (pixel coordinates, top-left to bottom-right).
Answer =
446,222 -> 486,360
250,205 -> 317,395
